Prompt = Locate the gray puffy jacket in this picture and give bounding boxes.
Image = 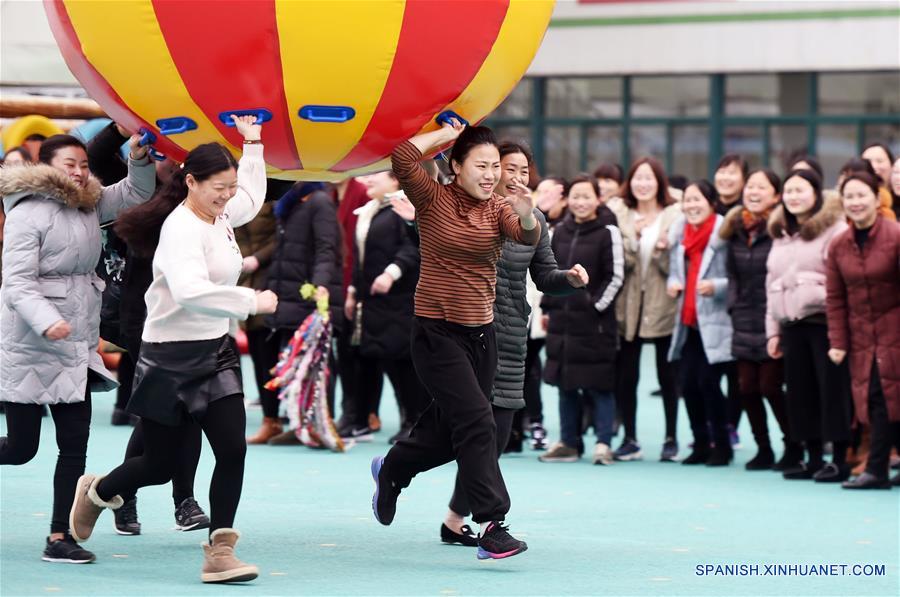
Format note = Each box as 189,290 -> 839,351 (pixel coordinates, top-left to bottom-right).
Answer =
492,209 -> 575,409
0,159 -> 155,404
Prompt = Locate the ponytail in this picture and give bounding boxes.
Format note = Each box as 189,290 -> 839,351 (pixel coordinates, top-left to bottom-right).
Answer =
114,142 -> 238,257
115,169 -> 189,257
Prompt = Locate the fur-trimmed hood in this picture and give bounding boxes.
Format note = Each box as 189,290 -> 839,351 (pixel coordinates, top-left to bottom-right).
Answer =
718,205 -> 745,240
0,163 -> 102,212
767,194 -> 844,241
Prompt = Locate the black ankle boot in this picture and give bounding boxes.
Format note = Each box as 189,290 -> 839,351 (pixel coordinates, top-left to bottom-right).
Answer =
682,447 -> 710,465
745,446 -> 775,470
706,446 -> 733,467
773,442 -> 804,471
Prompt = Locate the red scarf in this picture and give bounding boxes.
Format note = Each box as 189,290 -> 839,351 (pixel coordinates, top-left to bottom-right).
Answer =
681,216 -> 716,327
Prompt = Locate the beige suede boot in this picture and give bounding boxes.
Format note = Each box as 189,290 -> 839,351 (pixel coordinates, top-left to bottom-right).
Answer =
69,474 -> 123,542
201,528 -> 259,583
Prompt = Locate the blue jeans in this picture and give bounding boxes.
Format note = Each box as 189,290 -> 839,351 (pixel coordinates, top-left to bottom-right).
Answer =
559,388 -> 615,450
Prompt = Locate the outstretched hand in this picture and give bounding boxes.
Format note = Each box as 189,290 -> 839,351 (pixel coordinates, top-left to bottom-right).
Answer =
231,114 -> 262,142
503,181 -> 534,220
441,117 -> 465,141
389,192 -> 416,222
127,134 -> 149,161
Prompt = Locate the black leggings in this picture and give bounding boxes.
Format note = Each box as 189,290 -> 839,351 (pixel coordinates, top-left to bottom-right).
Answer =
122,419 -> 201,505
616,334 -> 679,441
97,395 -> 246,533
0,389 -> 92,534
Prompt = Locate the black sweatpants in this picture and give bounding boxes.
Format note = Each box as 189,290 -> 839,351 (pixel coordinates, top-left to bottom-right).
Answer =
616,334 -> 680,441
0,388 -> 92,534
781,321 -> 852,443
680,329 -> 730,451
382,317 -> 510,524
360,356 -> 428,430
449,405 -> 515,517
246,328 -> 282,419
97,395 -> 246,533
725,362 -> 743,430
865,361 -> 900,479
336,320 -> 382,427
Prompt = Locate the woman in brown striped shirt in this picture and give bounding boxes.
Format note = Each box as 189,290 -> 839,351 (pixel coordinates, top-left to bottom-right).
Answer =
370,120 -> 538,561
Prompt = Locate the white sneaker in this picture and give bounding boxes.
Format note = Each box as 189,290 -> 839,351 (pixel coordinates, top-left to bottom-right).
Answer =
593,443 -> 614,465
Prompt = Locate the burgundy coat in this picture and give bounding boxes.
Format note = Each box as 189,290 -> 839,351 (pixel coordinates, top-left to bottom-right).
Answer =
825,216 -> 900,424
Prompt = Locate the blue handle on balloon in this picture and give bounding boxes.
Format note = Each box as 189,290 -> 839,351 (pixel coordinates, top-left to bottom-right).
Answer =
219,109 -> 272,126
435,111 -> 468,127
156,116 -> 197,136
298,105 -> 356,123
138,128 -> 157,147
149,148 -> 166,161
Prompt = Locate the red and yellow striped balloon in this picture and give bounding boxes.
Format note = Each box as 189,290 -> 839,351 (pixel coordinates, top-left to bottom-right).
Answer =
44,0 -> 554,181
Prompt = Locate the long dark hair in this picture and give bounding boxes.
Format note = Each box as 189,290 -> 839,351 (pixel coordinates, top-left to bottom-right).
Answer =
620,157 -> 671,209
782,168 -> 824,235
116,143 -> 237,257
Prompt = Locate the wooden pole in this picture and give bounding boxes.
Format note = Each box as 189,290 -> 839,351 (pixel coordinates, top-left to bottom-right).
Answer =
0,95 -> 106,119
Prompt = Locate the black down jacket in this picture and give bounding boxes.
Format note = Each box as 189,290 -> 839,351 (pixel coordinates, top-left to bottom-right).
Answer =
720,205 -> 773,362
352,201 -> 420,359
266,190 -> 344,332
542,207 -> 624,392
492,209 -> 574,409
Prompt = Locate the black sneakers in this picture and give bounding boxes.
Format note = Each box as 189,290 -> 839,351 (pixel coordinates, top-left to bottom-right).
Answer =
42,535 -> 95,564
476,522 -> 528,560
440,523 -> 478,547
114,496 -> 141,535
370,456 -> 400,526
174,497 -> 210,532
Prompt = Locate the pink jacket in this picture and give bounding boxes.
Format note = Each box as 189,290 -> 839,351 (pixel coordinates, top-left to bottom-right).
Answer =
765,197 -> 847,339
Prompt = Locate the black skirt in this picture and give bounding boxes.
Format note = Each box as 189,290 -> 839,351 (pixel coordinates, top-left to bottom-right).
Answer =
127,335 -> 243,426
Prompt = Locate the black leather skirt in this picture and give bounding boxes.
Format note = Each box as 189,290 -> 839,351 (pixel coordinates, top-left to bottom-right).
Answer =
127,335 -> 242,426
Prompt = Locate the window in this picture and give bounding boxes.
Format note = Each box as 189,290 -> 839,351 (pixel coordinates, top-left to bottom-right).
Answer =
672,125 -> 708,180
629,125 -> 666,163
726,74 -> 810,116
769,125 -> 808,175
492,78 -> 533,118
586,127 -> 622,173
544,126 -> 580,178
493,126 -> 531,147
817,125 -> 856,187
819,72 -> 900,115
547,77 -> 622,118
864,123 -> 900,158
631,76 -> 709,117
724,126 -> 763,169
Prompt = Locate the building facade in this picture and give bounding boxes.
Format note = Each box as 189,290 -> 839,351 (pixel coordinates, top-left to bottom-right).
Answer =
486,1 -> 900,184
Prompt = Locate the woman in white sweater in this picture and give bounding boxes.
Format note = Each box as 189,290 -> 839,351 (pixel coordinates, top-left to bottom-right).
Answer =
68,116 -> 276,583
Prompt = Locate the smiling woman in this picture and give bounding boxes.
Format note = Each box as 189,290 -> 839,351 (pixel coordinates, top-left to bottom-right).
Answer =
68,115 -> 276,583
371,119 -> 539,562
0,129 -> 155,564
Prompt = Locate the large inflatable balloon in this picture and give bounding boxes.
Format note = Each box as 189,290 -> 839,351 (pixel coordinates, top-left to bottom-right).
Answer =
44,0 -> 554,181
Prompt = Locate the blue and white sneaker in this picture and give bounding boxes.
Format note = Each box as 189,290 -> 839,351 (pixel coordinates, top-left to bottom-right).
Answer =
613,439 -> 643,461
370,456 -> 400,526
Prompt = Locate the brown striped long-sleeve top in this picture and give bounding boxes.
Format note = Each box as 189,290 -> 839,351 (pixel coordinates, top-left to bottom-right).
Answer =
391,140 -> 540,326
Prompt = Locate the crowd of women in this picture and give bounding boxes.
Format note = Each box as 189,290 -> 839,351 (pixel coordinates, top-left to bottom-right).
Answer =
1,116 -> 898,582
